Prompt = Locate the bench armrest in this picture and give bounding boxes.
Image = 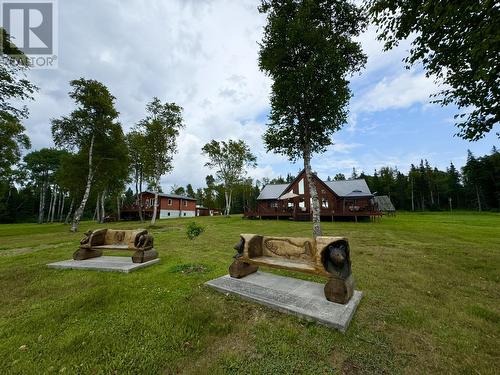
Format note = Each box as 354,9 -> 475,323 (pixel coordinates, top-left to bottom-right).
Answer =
80,229 -> 107,248
133,230 -> 153,250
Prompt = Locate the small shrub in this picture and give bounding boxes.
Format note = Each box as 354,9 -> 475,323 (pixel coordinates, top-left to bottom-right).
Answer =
186,221 -> 205,240
170,263 -> 209,274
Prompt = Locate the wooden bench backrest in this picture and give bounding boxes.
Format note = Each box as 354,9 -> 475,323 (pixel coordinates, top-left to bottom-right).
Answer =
103,229 -> 146,249
241,234 -> 347,269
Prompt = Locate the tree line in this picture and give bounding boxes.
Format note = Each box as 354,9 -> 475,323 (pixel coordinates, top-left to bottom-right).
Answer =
1,29 -> 257,230
333,149 -> 500,212
2,0 -> 498,237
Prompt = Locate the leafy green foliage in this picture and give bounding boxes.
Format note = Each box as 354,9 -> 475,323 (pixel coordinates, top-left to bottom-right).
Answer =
258,0 -> 367,160
368,0 -> 500,141
202,140 -> 257,216
51,78 -> 119,150
186,221 -> 205,240
0,28 -> 38,179
0,118 -> 31,178
51,78 -> 122,231
137,97 -> 184,191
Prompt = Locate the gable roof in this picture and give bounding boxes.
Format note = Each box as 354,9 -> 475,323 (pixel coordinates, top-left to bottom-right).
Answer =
324,179 -> 372,197
257,184 -> 289,200
257,177 -> 373,200
143,191 -> 197,201
374,195 -> 396,211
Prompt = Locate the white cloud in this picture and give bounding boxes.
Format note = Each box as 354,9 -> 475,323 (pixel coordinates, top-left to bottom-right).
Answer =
24,0 -> 273,189
18,0 -> 493,190
353,70 -> 440,113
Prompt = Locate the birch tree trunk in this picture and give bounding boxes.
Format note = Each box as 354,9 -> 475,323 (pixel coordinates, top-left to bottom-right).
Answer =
46,186 -> 54,223
150,174 -> 160,225
224,189 -> 232,217
50,187 -> 58,223
71,135 -> 95,232
100,191 -> 106,223
59,192 -> 65,222
65,198 -> 74,225
38,181 -> 46,224
151,191 -> 159,225
135,175 -> 143,223
303,145 -> 322,237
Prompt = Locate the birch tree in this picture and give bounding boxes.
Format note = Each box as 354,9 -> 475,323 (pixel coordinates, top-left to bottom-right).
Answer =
258,0 -> 366,237
126,130 -> 147,222
51,79 -> 120,232
201,140 -> 257,217
137,98 -> 184,225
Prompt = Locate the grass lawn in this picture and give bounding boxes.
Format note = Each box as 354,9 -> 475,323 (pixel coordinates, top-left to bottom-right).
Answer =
0,212 -> 498,374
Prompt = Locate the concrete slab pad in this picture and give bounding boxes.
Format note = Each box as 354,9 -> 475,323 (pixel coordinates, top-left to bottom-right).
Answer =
205,272 -> 362,332
47,256 -> 160,273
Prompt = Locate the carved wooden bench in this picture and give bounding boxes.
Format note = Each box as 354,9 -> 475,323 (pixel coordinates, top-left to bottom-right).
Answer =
229,234 -> 354,304
73,229 -> 158,263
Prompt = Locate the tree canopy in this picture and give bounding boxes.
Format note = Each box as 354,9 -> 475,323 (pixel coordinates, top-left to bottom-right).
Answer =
368,0 -> 500,141
259,0 -> 366,236
202,139 -> 257,216
136,97 -> 184,225
51,78 -> 121,231
0,28 -> 38,180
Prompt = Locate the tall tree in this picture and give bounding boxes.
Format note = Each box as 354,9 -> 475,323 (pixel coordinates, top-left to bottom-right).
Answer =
51,78 -> 120,232
0,28 -> 37,179
126,130 -> 147,222
368,1 -> 499,141
258,0 -> 366,236
92,123 -> 129,223
138,97 -> 184,225
23,148 -> 69,223
202,140 -> 257,216
186,184 -> 195,198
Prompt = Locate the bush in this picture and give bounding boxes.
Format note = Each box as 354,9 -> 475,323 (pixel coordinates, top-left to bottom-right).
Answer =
186,221 -> 205,240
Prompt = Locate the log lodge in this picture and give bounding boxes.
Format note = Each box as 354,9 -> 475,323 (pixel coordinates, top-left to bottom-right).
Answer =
245,169 -> 380,221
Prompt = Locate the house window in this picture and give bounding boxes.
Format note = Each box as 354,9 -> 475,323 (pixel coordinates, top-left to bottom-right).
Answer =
299,198 -> 306,210
184,200 -> 188,207
322,198 -> 329,208
268,201 -> 278,208
298,179 -> 304,195
168,199 -> 172,206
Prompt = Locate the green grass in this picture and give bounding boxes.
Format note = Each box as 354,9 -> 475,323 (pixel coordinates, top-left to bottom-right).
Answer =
0,212 -> 498,374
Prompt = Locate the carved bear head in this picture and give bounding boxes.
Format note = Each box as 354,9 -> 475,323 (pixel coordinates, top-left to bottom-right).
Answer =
322,240 -> 351,279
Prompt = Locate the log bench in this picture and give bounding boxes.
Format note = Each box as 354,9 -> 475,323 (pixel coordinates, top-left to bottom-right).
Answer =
73,229 -> 158,264
229,234 -> 354,304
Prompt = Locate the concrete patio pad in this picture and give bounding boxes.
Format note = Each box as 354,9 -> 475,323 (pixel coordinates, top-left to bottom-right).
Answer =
205,271 -> 362,332
47,256 -> 160,273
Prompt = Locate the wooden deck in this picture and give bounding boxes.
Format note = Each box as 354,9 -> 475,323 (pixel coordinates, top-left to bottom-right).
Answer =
244,208 -> 382,221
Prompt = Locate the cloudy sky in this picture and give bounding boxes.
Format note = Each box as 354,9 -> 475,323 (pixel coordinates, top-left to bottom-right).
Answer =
23,0 -> 498,190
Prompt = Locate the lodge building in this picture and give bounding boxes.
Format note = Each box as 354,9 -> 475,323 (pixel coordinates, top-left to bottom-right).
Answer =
122,191 -> 197,220
245,169 -> 380,221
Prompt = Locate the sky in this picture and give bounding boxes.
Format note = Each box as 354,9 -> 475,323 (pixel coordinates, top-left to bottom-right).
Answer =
21,0 -> 499,190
